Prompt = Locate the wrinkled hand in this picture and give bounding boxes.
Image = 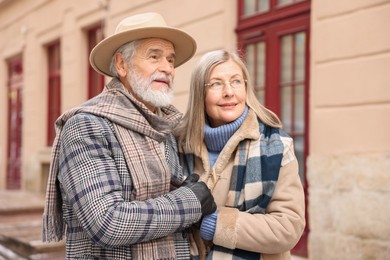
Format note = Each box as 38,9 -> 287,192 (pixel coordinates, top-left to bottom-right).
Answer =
181,174 -> 217,215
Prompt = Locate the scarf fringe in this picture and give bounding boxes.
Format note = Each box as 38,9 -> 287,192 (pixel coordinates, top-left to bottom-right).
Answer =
42,213 -> 65,242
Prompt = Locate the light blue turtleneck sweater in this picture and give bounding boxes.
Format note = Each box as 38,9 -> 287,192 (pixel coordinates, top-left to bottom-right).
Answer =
200,106 -> 249,241
204,106 -> 249,168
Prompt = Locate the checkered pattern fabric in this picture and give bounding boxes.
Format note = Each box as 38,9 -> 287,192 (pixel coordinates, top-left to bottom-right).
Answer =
42,78 -> 202,259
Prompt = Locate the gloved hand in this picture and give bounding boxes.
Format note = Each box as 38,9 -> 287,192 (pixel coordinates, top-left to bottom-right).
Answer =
181,174 -> 217,215
200,210 -> 218,240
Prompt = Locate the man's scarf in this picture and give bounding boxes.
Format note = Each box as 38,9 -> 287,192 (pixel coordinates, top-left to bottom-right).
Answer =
42,78 -> 182,259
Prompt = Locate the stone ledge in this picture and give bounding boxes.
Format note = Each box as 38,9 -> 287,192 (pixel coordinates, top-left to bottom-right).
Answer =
0,190 -> 45,214
0,190 -> 65,259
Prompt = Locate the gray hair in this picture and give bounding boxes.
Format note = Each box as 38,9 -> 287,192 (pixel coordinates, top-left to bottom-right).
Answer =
109,40 -> 140,77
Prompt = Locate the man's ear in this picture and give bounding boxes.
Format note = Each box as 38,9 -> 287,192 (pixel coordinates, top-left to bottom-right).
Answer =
114,53 -> 128,78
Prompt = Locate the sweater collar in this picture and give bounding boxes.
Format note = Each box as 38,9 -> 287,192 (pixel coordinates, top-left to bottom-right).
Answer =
204,106 -> 249,152
198,108 -> 260,169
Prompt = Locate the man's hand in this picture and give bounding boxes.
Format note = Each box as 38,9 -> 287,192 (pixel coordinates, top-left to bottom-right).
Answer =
181,174 -> 217,215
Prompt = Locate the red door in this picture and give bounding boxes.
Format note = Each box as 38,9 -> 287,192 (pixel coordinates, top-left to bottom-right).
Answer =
237,0 -> 310,256
7,56 -> 23,189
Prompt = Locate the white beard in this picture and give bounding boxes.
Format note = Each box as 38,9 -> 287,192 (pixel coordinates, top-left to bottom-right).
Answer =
127,67 -> 174,108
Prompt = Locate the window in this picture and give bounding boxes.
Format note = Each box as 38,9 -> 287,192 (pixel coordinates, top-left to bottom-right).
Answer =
237,0 -> 310,256
278,0 -> 306,7
245,42 -> 266,104
243,0 -> 270,16
280,32 -> 306,178
87,24 -> 105,98
7,56 -> 23,189
47,41 -> 61,146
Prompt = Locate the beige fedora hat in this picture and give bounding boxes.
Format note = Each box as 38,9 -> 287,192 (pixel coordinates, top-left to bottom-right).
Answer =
90,12 -> 197,77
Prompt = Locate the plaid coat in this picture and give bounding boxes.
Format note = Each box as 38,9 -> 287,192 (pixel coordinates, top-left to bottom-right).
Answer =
181,110 -> 305,260
43,78 -> 202,259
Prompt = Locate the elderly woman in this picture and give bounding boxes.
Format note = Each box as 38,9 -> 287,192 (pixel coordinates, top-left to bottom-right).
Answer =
178,50 -> 305,259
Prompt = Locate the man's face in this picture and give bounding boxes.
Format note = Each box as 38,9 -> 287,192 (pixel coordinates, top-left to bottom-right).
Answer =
127,38 -> 176,110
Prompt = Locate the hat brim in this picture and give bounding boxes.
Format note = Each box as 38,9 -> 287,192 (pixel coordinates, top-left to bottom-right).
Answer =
90,27 -> 197,77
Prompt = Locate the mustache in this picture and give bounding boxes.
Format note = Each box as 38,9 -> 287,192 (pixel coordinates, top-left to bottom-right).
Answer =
150,73 -> 173,86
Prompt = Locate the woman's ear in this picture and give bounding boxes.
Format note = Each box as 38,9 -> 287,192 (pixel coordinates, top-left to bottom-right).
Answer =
114,53 -> 128,78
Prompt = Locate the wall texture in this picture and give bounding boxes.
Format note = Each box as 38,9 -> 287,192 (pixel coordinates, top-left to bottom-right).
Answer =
0,0 -> 237,191
1,0 -> 390,259
309,0 -> 390,259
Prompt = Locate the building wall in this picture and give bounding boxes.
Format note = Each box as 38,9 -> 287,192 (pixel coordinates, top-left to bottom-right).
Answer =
1,0 -> 390,259
309,0 -> 390,259
0,0 -> 238,191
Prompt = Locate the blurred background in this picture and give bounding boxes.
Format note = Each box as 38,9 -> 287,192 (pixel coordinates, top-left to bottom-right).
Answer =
0,0 -> 389,259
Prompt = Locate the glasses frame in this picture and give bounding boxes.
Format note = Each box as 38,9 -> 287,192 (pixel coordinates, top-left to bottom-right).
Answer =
205,79 -> 248,91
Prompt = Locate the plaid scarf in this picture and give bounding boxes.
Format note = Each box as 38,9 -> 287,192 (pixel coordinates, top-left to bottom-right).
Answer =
182,112 -> 289,259
42,78 -> 182,259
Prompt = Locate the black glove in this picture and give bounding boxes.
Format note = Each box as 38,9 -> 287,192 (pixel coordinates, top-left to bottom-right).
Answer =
181,174 -> 217,215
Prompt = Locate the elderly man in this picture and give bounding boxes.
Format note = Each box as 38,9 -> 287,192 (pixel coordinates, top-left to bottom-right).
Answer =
42,12 -> 216,259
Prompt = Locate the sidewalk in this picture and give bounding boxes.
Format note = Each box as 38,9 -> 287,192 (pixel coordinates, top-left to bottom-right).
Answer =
0,190 -> 65,259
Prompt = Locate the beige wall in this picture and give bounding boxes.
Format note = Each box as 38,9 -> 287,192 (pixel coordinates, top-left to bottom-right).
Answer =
1,0 -> 390,259
0,0 -> 237,191
309,0 -> 390,259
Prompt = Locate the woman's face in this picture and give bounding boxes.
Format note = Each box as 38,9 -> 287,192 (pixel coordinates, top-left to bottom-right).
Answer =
205,59 -> 247,127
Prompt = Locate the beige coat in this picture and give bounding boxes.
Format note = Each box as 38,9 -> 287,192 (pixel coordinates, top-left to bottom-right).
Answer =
190,110 -> 306,259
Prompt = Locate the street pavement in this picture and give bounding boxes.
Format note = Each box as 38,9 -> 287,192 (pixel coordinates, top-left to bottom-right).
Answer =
0,190 -> 65,259
0,190 -> 308,259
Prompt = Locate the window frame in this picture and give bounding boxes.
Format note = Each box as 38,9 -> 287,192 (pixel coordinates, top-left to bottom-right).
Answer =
47,40 -> 61,146
6,55 -> 23,189
87,24 -> 105,98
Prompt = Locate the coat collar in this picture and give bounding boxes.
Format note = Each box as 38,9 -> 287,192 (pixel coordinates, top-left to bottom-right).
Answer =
198,109 -> 260,171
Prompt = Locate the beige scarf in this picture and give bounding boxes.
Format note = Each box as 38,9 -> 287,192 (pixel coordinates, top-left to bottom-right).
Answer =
42,78 -> 182,259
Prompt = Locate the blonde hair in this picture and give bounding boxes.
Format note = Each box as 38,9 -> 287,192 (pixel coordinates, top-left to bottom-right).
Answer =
179,50 -> 282,154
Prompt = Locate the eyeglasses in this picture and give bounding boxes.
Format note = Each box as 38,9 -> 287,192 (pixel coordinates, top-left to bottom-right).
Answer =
205,78 -> 247,91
